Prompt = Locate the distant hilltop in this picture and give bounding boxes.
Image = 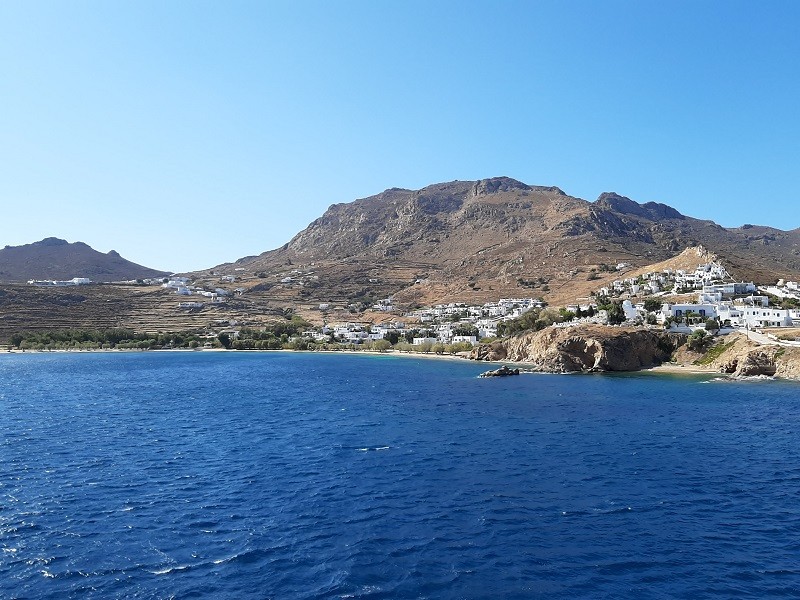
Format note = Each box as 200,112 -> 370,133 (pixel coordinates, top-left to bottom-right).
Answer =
0,238 -> 168,283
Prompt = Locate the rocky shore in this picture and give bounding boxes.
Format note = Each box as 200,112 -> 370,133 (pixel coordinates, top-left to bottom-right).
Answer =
469,325 -> 685,373
693,334 -> 800,379
469,325 -> 800,381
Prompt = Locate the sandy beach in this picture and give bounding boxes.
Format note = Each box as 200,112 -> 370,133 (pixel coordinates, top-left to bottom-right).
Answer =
646,363 -> 715,375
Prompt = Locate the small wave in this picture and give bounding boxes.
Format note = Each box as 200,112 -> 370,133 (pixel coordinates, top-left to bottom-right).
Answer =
699,377 -> 729,384
211,548 -> 270,566
150,564 -> 191,575
736,374 -> 776,381
561,506 -> 632,517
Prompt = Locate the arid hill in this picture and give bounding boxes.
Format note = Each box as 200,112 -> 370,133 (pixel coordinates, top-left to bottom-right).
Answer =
203,177 -> 800,310
0,238 -> 168,282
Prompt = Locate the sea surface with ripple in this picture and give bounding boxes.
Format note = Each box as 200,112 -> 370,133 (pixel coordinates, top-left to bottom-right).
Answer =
2,351 -> 800,598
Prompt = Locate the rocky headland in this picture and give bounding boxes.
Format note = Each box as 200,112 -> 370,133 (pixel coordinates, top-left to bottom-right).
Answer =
469,325 -> 800,381
469,325 -> 685,373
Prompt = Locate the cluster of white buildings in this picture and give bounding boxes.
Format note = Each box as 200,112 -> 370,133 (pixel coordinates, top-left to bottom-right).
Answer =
661,293 -> 800,329
407,298 -> 545,340
609,289 -> 798,331
307,319 -> 483,346
673,262 -> 732,291
279,269 -> 319,286
597,262 -> 744,299
658,266 -> 798,330
372,298 -> 395,312
28,277 -> 91,286
588,259 -> 800,331
763,280 -> 800,301
304,321 -> 408,344
410,298 -> 540,321
162,276 -> 233,308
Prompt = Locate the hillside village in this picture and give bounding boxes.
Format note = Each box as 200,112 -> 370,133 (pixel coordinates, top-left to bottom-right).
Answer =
16,247 -> 800,350
591,260 -> 800,330
288,254 -> 800,349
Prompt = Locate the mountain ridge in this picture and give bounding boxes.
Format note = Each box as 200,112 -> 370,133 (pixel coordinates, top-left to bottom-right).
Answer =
203,177 -> 800,310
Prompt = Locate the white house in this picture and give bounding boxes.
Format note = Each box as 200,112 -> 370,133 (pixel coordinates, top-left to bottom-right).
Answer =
29,277 -> 92,287
178,302 -> 204,309
621,300 -> 640,321
739,307 -> 793,328
716,304 -> 744,326
663,303 -> 718,320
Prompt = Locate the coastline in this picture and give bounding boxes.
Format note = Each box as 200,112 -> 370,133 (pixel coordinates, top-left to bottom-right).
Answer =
4,345 -> 798,383
274,348 -> 473,363
1,346 -> 472,362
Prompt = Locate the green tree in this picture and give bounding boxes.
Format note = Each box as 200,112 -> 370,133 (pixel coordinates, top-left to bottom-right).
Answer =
453,324 -> 479,337
217,332 -> 232,349
404,329 -> 420,343
643,298 -> 662,313
558,308 -> 576,322
688,329 -> 707,351
373,339 -> 391,352
385,331 -> 401,345
606,301 -> 625,325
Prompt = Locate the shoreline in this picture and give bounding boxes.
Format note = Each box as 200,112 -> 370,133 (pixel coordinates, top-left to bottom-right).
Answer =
3,346 -> 797,383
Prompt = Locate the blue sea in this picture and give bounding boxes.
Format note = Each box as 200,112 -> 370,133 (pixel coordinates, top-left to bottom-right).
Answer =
2,351 -> 800,599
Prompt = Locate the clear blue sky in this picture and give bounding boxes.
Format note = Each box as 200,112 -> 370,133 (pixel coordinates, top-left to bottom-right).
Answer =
1,1 -> 798,273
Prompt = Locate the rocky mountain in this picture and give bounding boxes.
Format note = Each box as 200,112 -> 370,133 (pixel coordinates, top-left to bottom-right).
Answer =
0,238 -> 168,282
205,177 -> 800,310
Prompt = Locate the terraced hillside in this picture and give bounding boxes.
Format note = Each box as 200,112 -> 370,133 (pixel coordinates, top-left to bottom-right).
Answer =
0,284 -> 286,343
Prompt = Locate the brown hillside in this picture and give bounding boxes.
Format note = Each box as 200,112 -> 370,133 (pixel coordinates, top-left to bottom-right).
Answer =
202,178 -> 800,310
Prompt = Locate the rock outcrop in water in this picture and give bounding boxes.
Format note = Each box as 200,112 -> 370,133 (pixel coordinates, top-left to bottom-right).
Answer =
479,365 -> 520,378
470,325 -> 685,373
